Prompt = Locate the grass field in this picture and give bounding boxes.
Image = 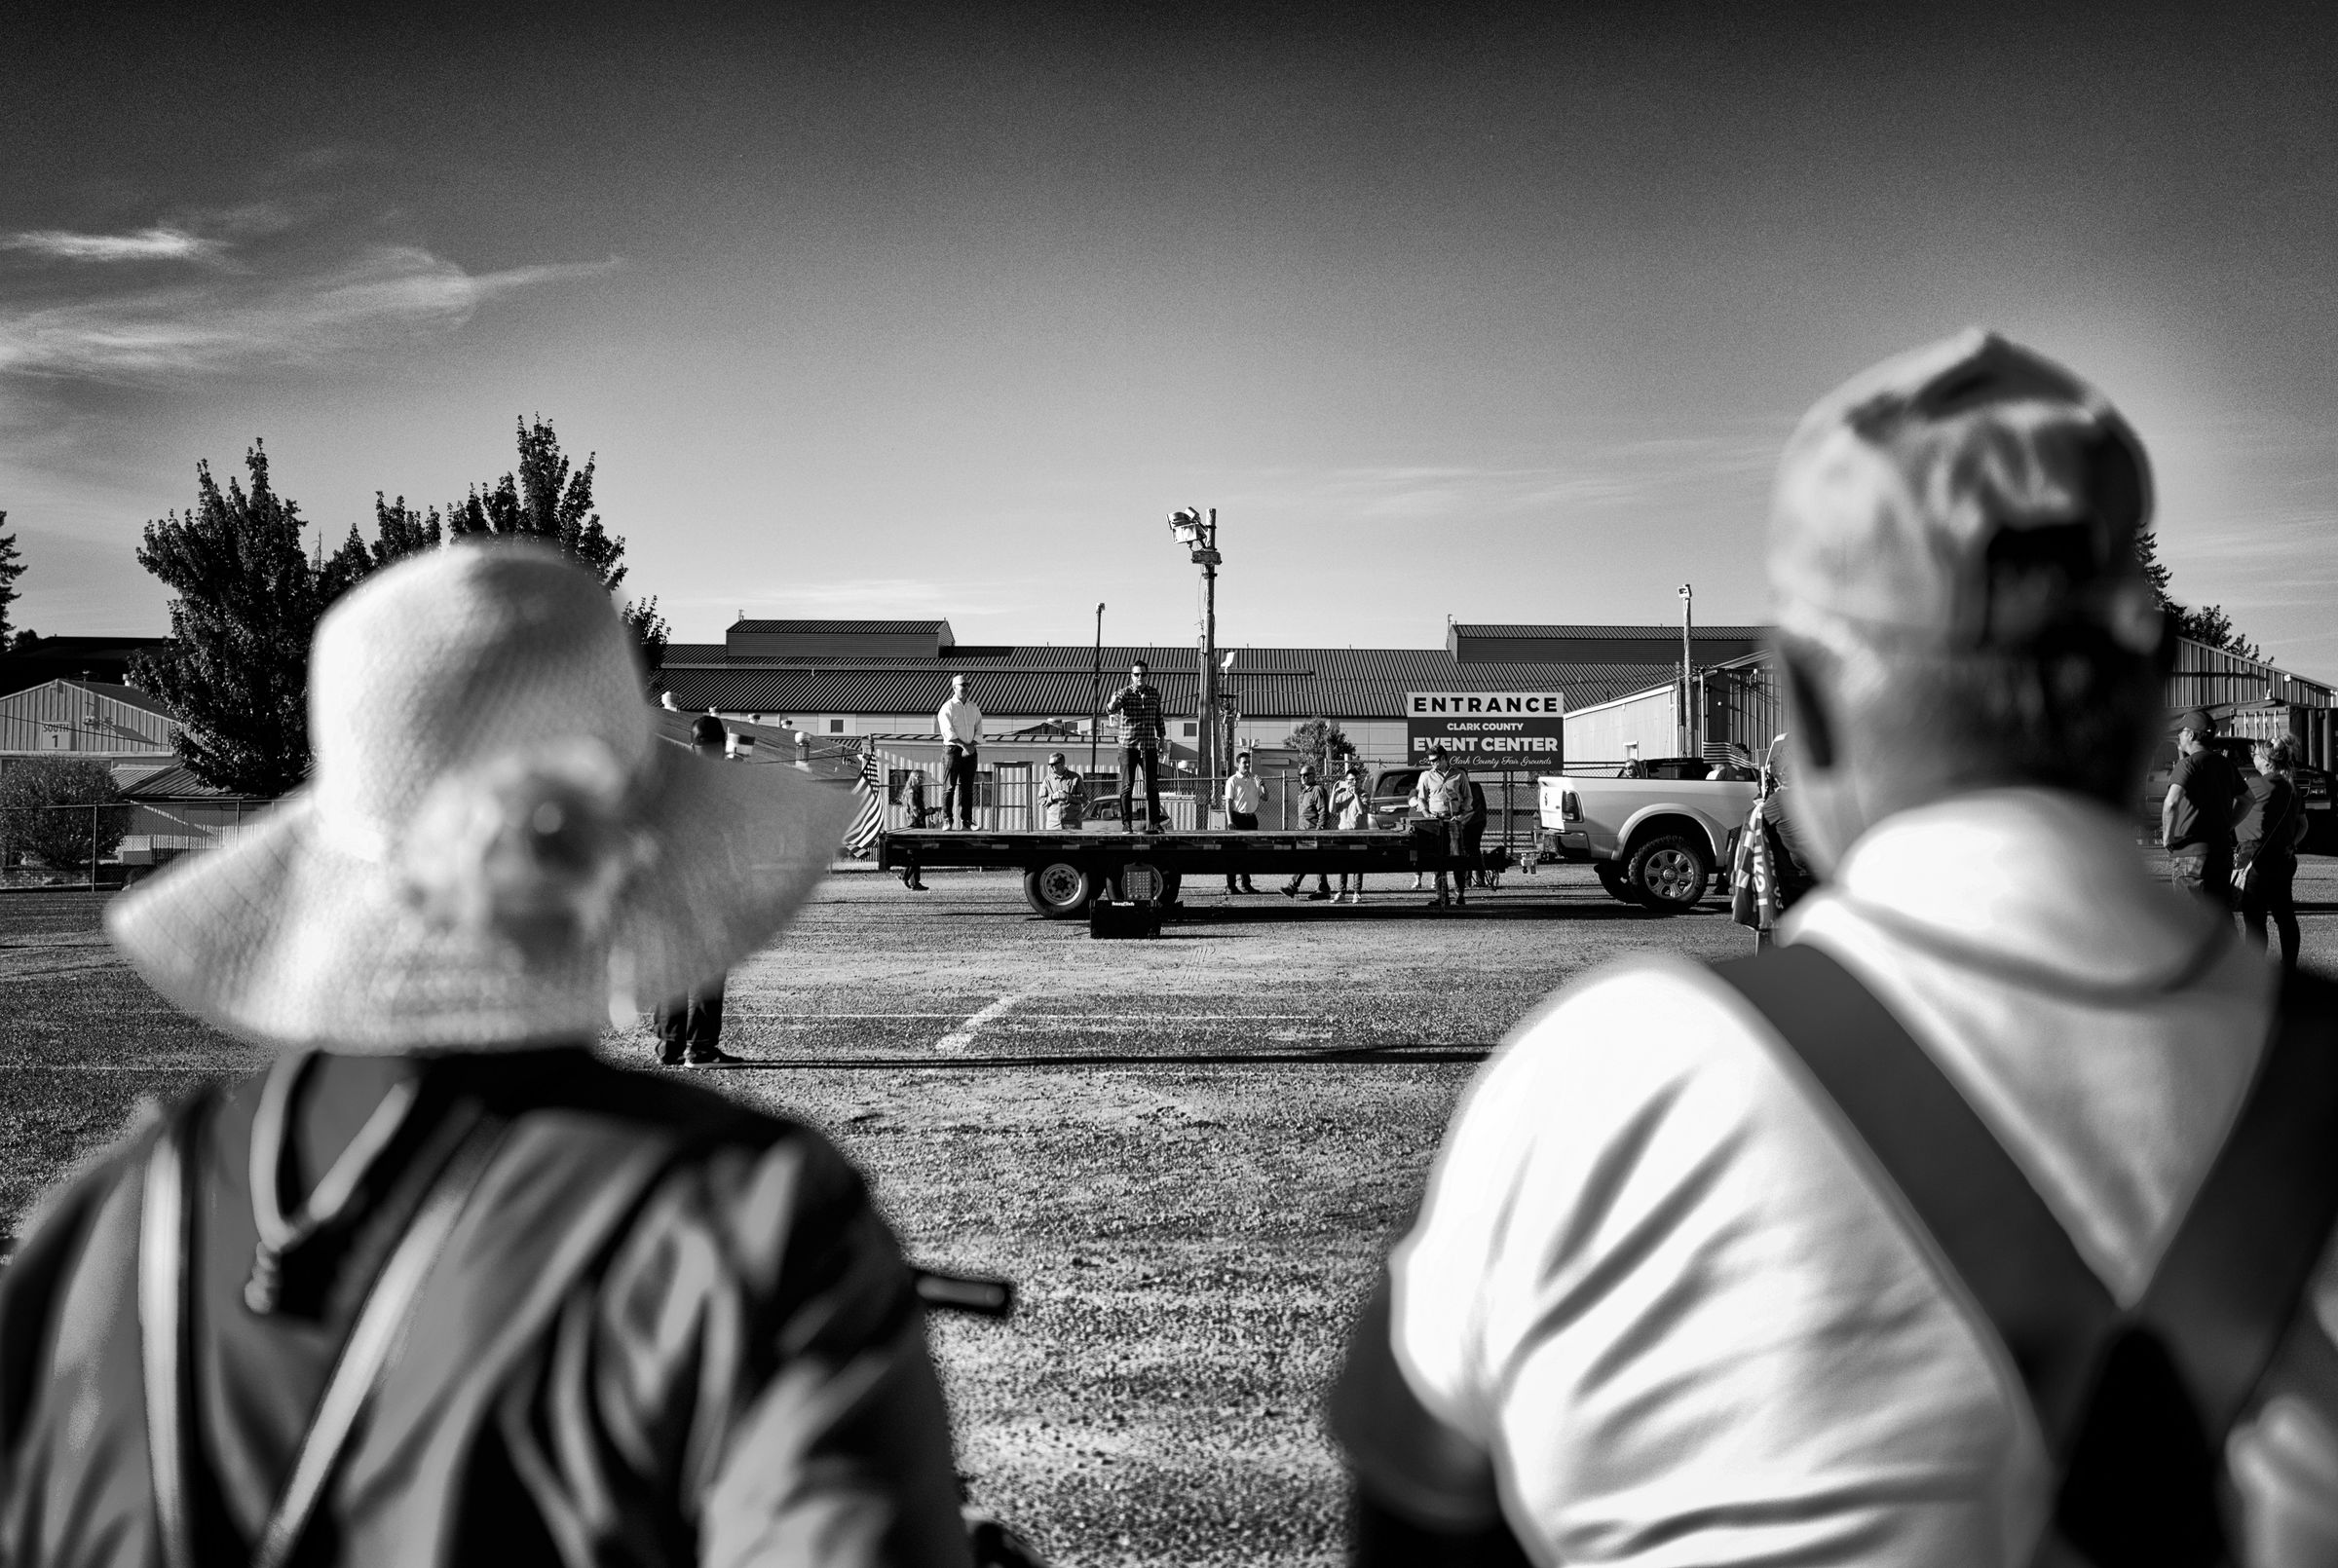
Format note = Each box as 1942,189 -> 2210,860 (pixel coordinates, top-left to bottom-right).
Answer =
4,857 -> 2334,1565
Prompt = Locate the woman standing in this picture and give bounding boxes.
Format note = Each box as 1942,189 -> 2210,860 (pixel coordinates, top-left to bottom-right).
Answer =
1331,758 -> 1376,904
2236,736 -> 2308,971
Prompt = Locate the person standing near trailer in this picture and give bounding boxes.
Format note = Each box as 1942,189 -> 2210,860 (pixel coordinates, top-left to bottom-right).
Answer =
1282,765 -> 1335,900
1331,757 -> 1375,904
2237,735 -> 2308,971
1460,765 -> 1490,889
1039,751 -> 1087,830
656,714 -> 745,1066
938,674 -> 983,831
1223,750 -> 1264,895
2162,707 -> 2241,911
1105,660 -> 1168,832
1411,747 -> 1470,909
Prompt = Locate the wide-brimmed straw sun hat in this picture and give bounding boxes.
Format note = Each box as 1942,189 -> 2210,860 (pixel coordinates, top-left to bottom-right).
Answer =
108,541 -> 850,1051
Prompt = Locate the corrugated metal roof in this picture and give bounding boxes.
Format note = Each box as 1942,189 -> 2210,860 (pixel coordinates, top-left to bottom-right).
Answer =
120,764 -> 232,800
727,619 -> 953,635
0,679 -> 179,753
1453,623 -> 1772,641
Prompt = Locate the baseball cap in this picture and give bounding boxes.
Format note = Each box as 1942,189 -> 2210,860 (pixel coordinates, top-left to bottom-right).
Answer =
1770,330 -> 2163,655
2178,708 -> 2214,736
1047,750 -> 1067,764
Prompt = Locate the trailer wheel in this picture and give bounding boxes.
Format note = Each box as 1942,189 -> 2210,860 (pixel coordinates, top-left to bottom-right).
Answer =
1023,862 -> 1095,918
1595,861 -> 1640,904
1627,835 -> 1710,913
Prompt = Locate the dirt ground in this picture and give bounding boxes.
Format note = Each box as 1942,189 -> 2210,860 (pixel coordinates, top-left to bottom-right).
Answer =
3,857 -> 2335,1565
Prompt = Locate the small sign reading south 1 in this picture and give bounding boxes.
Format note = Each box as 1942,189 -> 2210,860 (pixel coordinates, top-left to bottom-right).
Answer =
1405,691 -> 1565,765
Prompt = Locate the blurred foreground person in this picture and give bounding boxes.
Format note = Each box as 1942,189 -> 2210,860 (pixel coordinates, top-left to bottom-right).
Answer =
2238,736 -> 2309,972
0,543 -> 974,1568
1331,333 -> 2338,1567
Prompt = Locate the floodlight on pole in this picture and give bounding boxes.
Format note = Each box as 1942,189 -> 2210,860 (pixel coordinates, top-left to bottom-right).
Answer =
1164,506 -> 1223,824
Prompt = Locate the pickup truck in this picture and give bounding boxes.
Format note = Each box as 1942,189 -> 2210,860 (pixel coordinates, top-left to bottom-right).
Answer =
1538,758 -> 1760,911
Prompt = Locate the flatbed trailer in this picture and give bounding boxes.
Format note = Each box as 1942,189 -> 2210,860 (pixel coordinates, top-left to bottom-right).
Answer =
876,829 -> 1510,918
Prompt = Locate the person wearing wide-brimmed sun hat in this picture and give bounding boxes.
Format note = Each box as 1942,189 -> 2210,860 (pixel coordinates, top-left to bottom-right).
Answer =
0,543 -> 974,1567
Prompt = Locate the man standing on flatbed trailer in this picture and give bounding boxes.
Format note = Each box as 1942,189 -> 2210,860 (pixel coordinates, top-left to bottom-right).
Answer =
938,673 -> 983,830
1105,659 -> 1168,832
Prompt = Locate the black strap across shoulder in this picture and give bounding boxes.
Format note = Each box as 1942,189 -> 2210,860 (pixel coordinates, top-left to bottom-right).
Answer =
138,1094 -> 510,1568
1713,946 -> 2338,1568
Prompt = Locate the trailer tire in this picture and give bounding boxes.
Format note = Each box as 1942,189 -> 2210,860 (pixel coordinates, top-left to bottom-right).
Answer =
1627,835 -> 1710,913
1595,861 -> 1640,904
1022,862 -> 1095,919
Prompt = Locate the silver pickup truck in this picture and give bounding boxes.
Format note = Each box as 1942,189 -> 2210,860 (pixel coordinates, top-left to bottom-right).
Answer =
1538,758 -> 1759,911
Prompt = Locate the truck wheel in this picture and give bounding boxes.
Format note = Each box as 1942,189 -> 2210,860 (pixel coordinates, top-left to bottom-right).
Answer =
1595,861 -> 1640,904
1628,836 -> 1710,913
1022,862 -> 1095,919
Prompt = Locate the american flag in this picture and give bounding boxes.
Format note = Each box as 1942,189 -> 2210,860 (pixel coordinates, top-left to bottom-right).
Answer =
843,742 -> 886,856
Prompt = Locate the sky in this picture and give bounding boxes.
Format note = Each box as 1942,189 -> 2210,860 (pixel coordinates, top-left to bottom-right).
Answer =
4,3 -> 2335,670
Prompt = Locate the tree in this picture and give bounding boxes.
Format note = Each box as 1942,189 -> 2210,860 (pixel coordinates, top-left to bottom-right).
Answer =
131,443 -> 364,796
0,511 -> 25,646
0,759 -> 131,878
2133,528 -> 2263,660
382,421 -> 666,680
1284,715 -> 1356,774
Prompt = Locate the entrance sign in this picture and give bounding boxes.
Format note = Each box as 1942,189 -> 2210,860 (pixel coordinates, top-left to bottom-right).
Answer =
1405,691 -> 1565,765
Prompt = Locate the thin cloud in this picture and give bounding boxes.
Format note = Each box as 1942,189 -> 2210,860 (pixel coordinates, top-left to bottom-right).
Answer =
2,226 -> 227,264
0,244 -> 620,382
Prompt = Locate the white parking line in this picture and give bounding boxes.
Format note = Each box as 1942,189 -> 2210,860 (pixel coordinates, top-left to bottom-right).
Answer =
933,991 -> 1028,1053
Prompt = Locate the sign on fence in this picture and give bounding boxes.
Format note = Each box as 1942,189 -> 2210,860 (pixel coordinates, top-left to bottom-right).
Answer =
1404,691 -> 1565,765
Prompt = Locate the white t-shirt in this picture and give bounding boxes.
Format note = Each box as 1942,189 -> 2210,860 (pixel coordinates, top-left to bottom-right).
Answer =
937,697 -> 982,747
1225,772 -> 1264,816
1372,788 -> 2338,1565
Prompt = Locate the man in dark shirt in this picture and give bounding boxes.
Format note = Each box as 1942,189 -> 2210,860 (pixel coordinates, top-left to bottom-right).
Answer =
1105,659 -> 1167,831
2162,707 -> 2242,911
1281,765 -> 1334,899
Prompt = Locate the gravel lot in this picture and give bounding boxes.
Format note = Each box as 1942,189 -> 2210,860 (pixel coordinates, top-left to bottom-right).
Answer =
4,856 -> 2333,1565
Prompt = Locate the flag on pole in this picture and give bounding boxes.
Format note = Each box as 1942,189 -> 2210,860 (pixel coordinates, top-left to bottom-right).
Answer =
1730,795 -> 1781,937
843,742 -> 886,857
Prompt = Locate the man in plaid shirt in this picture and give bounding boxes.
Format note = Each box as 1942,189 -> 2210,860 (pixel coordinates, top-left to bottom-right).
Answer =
1105,659 -> 1167,831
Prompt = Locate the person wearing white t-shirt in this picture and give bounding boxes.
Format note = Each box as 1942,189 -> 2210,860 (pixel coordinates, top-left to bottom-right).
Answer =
1222,752 -> 1264,894
936,674 -> 983,830
1330,332 -> 2338,1567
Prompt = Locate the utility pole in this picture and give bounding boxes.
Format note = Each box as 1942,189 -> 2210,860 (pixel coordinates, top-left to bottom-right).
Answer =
1678,583 -> 1695,758
1168,506 -> 1221,828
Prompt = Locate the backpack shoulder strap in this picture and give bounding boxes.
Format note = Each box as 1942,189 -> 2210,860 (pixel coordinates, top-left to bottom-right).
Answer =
2141,968 -> 2338,1436
138,1093 -> 513,1568
138,1093 -> 209,1568
1710,944 -> 2118,1446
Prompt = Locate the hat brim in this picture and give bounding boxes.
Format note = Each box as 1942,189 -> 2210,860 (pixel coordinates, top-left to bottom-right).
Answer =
106,745 -> 852,1051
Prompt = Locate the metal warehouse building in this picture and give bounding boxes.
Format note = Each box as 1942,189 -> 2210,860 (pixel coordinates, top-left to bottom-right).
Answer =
658,617 -> 1779,766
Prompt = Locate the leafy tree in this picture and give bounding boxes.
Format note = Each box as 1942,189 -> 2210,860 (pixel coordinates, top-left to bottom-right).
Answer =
131,443 -> 365,796
376,422 -> 667,679
2133,528 -> 2262,661
0,759 -> 132,878
0,511 -> 25,646
1283,715 -> 1356,774
2177,603 -> 2260,662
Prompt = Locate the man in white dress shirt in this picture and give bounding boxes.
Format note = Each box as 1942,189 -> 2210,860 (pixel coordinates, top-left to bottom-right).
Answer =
1330,331 -> 2338,1567
937,673 -> 983,830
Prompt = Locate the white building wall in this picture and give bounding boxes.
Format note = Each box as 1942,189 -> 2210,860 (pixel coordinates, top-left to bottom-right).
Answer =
1565,684 -> 1678,767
